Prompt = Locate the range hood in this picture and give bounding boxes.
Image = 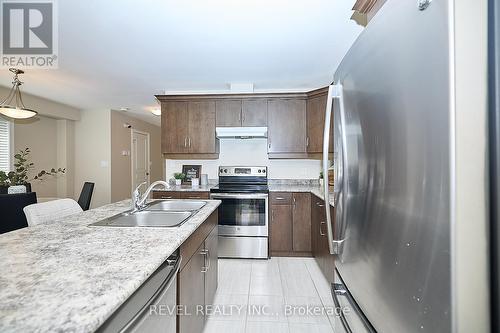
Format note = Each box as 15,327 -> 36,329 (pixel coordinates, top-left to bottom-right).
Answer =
216,127 -> 268,139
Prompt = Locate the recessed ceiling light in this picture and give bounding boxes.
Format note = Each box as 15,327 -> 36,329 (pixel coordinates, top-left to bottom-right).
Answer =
119,107 -> 130,111
151,108 -> 161,116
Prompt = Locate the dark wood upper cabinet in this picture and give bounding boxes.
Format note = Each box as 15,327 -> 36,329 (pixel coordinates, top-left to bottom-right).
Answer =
158,88 -> 331,159
187,101 -> 217,154
161,101 -> 189,154
216,100 -> 242,127
292,193 -> 312,252
267,99 -> 307,154
307,95 -> 325,153
242,99 -> 267,126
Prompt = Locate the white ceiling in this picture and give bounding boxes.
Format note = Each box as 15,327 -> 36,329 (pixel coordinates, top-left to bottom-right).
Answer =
0,0 -> 362,125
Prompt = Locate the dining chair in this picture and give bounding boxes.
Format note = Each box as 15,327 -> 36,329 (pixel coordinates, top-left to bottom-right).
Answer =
77,182 -> 94,211
23,198 -> 83,226
0,192 -> 37,234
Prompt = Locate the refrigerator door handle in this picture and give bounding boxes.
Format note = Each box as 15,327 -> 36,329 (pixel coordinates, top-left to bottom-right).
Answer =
323,83 -> 348,255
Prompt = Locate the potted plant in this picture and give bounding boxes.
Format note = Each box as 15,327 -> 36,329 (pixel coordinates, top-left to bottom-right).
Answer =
173,172 -> 185,186
0,147 -> 66,194
319,171 -> 324,188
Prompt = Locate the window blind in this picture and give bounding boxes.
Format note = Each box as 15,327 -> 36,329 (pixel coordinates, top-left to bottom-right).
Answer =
0,118 -> 11,173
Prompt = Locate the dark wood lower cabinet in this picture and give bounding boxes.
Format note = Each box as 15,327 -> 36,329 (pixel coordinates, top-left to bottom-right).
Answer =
178,210 -> 218,333
178,242 -> 205,333
152,191 -> 181,199
270,204 -> 293,253
292,193 -> 311,252
311,194 -> 335,283
270,192 -> 312,256
204,226 -> 218,308
180,192 -> 210,200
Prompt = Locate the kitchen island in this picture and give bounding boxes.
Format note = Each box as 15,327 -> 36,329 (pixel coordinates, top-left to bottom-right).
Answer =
0,199 -> 220,333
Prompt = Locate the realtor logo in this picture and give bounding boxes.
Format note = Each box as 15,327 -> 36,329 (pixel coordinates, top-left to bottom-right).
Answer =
1,0 -> 58,68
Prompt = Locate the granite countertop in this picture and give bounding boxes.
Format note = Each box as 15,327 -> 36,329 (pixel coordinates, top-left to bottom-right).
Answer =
0,199 -> 221,333
152,180 -> 335,206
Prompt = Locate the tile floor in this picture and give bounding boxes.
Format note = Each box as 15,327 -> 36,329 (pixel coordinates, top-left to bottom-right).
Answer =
203,257 -> 338,333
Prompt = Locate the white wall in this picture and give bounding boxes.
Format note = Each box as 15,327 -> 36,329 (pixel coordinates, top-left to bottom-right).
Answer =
74,109 -> 111,208
165,139 -> 321,180
453,0 -> 489,331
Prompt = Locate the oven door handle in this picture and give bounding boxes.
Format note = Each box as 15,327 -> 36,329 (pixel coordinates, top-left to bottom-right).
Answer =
210,193 -> 269,199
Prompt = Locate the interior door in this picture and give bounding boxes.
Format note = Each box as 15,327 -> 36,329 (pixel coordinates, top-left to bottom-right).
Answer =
132,130 -> 150,190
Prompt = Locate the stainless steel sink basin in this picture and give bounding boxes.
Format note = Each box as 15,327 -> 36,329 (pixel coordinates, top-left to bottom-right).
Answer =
90,210 -> 192,228
145,200 -> 206,211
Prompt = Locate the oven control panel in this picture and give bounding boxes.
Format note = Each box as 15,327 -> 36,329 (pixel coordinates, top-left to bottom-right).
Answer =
218,166 -> 267,177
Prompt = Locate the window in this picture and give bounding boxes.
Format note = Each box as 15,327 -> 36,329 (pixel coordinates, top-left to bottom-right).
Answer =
0,117 -> 11,173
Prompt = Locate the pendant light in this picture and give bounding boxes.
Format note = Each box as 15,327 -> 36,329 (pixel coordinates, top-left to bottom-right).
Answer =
0,68 -> 37,119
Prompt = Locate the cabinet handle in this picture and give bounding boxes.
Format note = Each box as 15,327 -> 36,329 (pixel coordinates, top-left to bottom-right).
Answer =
306,137 -> 309,147
320,221 -> 326,236
188,137 -> 191,148
316,202 -> 325,207
272,209 -> 275,222
206,249 -> 211,271
275,197 -> 286,200
200,249 -> 209,273
162,196 -> 173,199
184,137 -> 187,148
293,197 -> 296,205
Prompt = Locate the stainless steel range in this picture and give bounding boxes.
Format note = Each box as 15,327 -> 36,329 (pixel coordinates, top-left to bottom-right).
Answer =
210,166 -> 268,259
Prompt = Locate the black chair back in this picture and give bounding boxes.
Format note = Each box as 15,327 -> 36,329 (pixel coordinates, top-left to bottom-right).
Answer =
78,182 -> 94,211
0,192 -> 37,234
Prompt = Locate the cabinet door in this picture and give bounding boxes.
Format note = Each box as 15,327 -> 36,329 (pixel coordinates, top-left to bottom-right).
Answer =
270,205 -> 293,252
292,193 -> 311,252
311,196 -> 320,258
267,99 -> 307,153
152,191 -> 181,199
188,101 -> 216,154
161,101 -> 189,153
180,192 -> 210,199
204,227 -> 218,308
242,99 -> 267,126
178,242 -> 205,333
322,205 -> 335,283
306,95 -> 334,154
216,100 -> 242,127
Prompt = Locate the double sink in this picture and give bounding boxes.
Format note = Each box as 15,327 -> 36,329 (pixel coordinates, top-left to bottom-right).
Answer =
90,200 -> 207,228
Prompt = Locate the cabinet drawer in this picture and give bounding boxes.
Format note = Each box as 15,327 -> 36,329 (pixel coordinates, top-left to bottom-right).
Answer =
152,191 -> 181,199
270,192 -> 292,205
180,192 -> 210,199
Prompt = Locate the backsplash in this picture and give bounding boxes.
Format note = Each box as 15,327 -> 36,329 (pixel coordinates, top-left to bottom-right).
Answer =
165,138 -> 322,180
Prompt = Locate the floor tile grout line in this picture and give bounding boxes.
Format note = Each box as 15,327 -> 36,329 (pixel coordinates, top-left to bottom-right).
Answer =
303,259 -> 336,331
244,260 -> 252,333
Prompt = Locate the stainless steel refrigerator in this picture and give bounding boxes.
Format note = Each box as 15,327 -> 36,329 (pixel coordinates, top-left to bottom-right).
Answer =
322,1 -> 452,332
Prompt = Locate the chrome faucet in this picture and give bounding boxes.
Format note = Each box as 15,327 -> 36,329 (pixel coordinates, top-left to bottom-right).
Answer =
132,181 -> 171,211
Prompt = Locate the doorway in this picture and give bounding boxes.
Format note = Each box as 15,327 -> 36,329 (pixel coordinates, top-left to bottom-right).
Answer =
131,130 -> 150,191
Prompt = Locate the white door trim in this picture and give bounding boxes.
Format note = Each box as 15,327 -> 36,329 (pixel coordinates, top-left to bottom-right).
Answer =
131,129 -> 151,192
